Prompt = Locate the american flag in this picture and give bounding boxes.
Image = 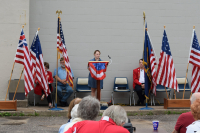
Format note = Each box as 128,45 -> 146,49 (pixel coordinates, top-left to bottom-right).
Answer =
156,29 -> 179,92
30,31 -> 50,96
189,29 -> 200,93
147,30 -> 157,96
57,18 -> 73,88
14,29 -> 34,96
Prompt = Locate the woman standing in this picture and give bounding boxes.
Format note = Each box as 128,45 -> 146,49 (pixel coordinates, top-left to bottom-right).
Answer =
34,62 -> 54,108
88,50 -> 103,99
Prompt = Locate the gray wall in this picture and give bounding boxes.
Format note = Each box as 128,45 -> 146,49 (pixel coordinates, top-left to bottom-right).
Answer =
3,0 -> 198,103
0,0 -> 29,100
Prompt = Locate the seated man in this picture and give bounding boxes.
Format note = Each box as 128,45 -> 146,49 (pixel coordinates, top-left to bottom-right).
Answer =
53,57 -> 74,107
133,59 -> 145,105
172,93 -> 200,133
65,105 -> 129,133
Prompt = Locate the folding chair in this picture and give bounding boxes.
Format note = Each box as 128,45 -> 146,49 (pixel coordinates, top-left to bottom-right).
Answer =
74,77 -> 91,98
111,77 -> 133,106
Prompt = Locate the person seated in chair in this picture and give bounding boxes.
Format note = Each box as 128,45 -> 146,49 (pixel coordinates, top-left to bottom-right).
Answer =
34,62 -> 54,108
53,57 -> 74,107
133,59 -> 145,105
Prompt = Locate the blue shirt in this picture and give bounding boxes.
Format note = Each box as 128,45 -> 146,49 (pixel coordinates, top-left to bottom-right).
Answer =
53,67 -> 74,85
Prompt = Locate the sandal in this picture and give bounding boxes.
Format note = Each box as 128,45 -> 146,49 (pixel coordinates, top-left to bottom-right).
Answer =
41,94 -> 45,101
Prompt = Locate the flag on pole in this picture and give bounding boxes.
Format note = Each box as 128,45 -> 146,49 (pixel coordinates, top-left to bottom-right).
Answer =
189,29 -> 200,93
57,18 -> 74,88
88,62 -> 109,80
30,30 -> 50,96
143,24 -> 157,97
156,29 -> 179,92
14,29 -> 34,96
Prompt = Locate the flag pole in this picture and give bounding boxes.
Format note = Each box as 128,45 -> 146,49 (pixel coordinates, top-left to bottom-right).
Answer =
13,67 -> 24,100
56,10 -> 62,108
182,63 -> 189,99
5,25 -> 24,101
142,11 -> 146,59
5,62 -> 15,101
163,25 -> 170,100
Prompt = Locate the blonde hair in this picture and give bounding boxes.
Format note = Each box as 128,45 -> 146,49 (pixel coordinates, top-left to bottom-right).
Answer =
191,98 -> 200,120
67,98 -> 82,119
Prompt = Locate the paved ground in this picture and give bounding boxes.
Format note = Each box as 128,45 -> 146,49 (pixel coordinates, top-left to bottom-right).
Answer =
0,114 -> 179,133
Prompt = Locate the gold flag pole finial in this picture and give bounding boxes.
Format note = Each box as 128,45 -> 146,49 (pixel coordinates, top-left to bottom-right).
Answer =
143,11 -> 145,19
22,25 -> 24,29
56,10 -> 62,18
38,27 -> 40,31
164,25 -> 166,29
193,25 -> 195,29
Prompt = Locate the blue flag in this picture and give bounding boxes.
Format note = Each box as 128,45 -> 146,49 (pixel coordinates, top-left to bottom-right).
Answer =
143,24 -> 154,98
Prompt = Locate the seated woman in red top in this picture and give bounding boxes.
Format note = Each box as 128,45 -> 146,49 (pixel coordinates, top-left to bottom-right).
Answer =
34,62 -> 54,108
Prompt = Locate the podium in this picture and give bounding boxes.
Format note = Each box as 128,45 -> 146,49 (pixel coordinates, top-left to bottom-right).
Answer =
88,61 -> 109,101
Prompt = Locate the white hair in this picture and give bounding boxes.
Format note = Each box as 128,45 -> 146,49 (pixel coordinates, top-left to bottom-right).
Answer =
71,104 -> 79,120
77,96 -> 100,120
102,105 -> 128,126
190,92 -> 200,104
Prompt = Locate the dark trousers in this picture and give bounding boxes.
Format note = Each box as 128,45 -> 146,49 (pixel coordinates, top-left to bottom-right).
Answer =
42,84 -> 52,104
135,85 -> 145,104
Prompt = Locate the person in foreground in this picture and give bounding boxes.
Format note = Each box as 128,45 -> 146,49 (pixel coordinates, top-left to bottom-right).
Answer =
133,59 -> 145,105
59,98 -> 82,133
53,57 -> 74,107
63,96 -> 100,132
186,98 -> 200,133
64,105 -> 129,133
172,93 -> 200,133
34,62 -> 54,108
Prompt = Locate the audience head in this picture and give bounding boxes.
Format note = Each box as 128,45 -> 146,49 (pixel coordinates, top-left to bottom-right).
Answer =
77,96 -> 100,120
68,98 -> 82,119
60,57 -> 65,68
190,92 -> 200,104
191,98 -> 200,120
44,62 -> 49,72
139,59 -> 144,69
71,104 -> 79,120
102,105 -> 128,126
94,50 -> 101,60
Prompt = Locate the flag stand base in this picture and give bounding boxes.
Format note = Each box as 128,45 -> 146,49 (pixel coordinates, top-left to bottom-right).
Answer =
0,100 -> 17,111
48,103 -> 64,111
139,103 -> 154,110
164,98 -> 190,109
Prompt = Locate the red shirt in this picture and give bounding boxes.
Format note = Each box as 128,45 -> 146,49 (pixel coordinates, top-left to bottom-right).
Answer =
34,71 -> 54,95
64,116 -> 129,133
175,111 -> 195,133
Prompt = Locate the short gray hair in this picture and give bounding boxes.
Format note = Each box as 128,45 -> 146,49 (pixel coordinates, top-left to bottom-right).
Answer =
102,105 -> 128,126
190,92 -> 200,104
77,96 -> 100,120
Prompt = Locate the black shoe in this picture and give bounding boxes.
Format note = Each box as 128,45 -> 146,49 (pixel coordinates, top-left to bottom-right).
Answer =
137,100 -> 140,106
61,102 -> 66,107
65,102 -> 69,107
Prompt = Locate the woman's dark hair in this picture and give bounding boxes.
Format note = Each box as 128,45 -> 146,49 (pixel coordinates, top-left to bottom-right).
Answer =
44,62 -> 49,69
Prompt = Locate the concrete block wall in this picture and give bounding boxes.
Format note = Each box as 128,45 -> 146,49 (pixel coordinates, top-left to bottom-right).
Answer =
0,0 -> 29,100
2,0 -> 199,104
29,0 -> 200,104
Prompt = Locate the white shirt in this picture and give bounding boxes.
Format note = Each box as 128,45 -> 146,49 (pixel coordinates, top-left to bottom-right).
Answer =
186,120 -> 200,133
139,69 -> 145,83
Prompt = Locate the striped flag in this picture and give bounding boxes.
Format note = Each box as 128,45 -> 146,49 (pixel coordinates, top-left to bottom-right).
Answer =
156,29 -> 179,92
57,18 -> 74,88
14,29 -> 34,96
189,29 -> 200,93
30,31 -> 50,96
